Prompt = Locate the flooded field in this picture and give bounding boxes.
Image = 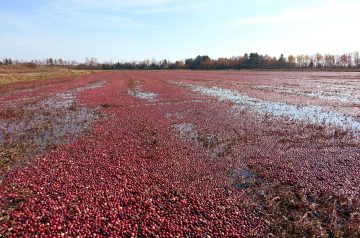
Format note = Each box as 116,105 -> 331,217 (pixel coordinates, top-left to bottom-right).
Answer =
0,70 -> 359,237
172,81 -> 360,136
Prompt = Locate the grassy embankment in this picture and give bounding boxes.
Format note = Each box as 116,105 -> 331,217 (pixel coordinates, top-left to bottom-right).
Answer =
0,65 -> 90,85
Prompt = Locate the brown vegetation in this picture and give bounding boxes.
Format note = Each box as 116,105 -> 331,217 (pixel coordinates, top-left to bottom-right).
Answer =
0,65 -> 90,85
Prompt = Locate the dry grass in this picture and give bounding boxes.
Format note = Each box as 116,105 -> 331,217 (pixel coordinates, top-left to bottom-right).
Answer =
0,65 -> 90,85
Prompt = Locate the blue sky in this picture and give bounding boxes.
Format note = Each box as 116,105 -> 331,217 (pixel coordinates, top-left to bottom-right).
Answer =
1,0 -> 359,62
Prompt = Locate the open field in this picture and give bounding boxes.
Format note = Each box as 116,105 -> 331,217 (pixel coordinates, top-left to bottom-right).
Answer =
0,70 -> 359,237
0,65 -> 90,85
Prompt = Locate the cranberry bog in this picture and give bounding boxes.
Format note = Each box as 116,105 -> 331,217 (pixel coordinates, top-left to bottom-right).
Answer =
0,70 -> 359,237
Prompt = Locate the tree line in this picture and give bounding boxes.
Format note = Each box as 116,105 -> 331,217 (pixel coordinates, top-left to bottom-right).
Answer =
0,58 -> 80,68
1,52 -> 360,70
71,52 -> 360,70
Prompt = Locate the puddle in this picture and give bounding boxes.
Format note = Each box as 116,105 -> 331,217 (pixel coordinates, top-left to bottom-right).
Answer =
229,168 -> 262,190
173,82 -> 360,137
0,131 -> 4,145
166,111 -> 186,119
76,81 -> 105,91
166,112 -> 186,119
173,123 -> 234,158
128,87 -> 158,102
173,123 -> 198,141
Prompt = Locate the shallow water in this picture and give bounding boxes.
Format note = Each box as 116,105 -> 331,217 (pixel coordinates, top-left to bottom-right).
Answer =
173,123 -> 234,158
255,85 -> 360,103
0,81 -> 104,168
173,123 -> 198,141
229,168 -> 260,190
173,81 -> 360,137
128,87 -> 158,101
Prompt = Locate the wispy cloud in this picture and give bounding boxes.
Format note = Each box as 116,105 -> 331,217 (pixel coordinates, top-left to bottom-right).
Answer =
1,0 -> 359,60
225,1 -> 360,26
46,0 -> 178,12
0,0 -> 153,33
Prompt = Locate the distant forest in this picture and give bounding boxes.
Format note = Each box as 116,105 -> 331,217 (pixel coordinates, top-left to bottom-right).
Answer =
2,52 -> 360,70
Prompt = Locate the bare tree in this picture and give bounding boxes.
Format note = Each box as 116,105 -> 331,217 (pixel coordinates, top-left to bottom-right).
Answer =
339,54 -> 348,67
287,55 -> 295,68
315,53 -> 324,68
46,58 -> 54,66
324,54 -> 335,68
347,53 -> 353,67
353,51 -> 360,67
304,55 -> 311,67
58,58 -> 64,66
296,55 -> 304,68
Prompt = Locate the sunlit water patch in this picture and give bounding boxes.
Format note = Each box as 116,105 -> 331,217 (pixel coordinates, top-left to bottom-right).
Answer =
0,81 -> 106,176
171,81 -> 360,136
173,123 -> 198,141
77,81 -> 106,91
172,123 -> 234,158
128,87 -> 158,102
255,85 -> 360,104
